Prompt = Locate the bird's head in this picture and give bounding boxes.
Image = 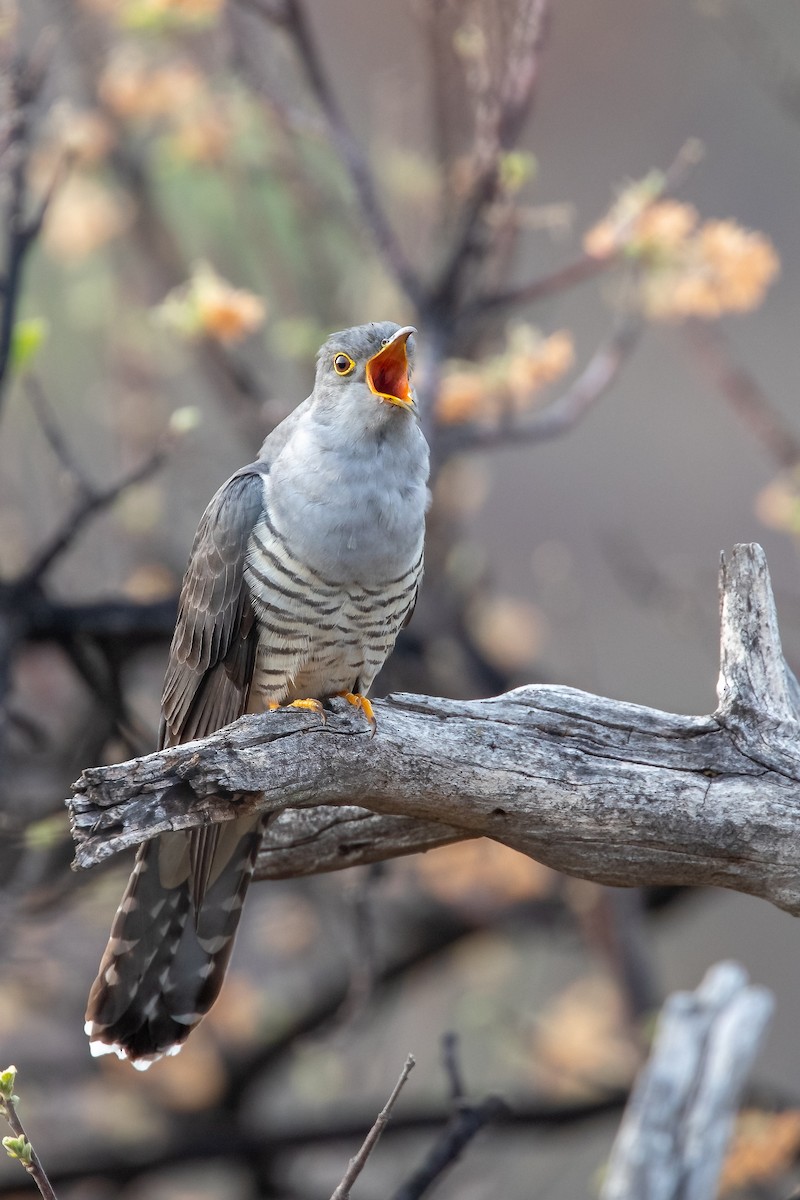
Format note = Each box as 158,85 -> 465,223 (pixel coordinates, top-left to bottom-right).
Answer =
312,322 -> 417,427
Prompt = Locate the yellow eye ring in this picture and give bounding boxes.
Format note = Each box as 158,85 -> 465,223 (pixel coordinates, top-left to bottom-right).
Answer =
333,352 -> 355,376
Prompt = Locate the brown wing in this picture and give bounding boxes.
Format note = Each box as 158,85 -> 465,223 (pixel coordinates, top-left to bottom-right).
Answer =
160,468 -> 266,749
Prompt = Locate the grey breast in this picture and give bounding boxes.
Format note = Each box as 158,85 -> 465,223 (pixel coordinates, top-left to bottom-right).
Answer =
244,483 -> 424,705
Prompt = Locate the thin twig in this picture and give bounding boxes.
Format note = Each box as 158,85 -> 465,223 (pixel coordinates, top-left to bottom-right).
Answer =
244,0 -> 422,306
25,376 -> 87,485
19,445 -> 168,588
429,0 -> 550,314
465,251 -> 609,316
0,53 -> 63,407
50,1 -> 268,430
435,318 -> 642,457
330,1054 -> 416,1200
391,1024 -> 506,1198
0,1067 -> 58,1200
469,136 -> 704,319
683,318 -> 800,470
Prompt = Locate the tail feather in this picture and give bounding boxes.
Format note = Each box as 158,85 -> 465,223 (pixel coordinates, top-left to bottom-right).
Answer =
85,815 -> 265,1067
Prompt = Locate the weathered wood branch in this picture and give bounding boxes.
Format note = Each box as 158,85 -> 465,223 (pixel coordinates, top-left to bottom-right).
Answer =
601,961 -> 774,1200
68,544 -> 800,915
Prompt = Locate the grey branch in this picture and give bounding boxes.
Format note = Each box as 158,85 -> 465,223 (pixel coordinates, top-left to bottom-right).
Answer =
330,1053 -> 415,1200
69,544 -> 800,917
601,961 -> 773,1200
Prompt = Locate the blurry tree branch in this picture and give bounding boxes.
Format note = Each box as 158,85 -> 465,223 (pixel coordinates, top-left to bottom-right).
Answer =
683,318 -> 800,470
601,961 -> 773,1200
392,1033 -> 507,1200
70,544 -> 800,917
469,250 -> 608,317
434,318 -> 641,456
18,435 -> 167,590
234,0 -> 423,308
0,45 -> 65,408
426,0 -> 551,318
463,135 -> 703,321
0,387 -> 172,760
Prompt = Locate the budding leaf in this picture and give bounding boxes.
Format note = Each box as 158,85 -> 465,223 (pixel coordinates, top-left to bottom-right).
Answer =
0,1066 -> 18,1103
3,1135 -> 32,1164
10,318 -> 48,374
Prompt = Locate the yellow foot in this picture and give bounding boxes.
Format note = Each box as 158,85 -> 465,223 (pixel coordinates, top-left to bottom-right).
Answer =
337,692 -> 377,736
267,698 -> 326,722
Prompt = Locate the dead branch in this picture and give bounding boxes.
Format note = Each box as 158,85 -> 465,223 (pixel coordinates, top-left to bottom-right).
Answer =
601,961 -> 773,1200
330,1053 -> 416,1200
69,544 -> 800,918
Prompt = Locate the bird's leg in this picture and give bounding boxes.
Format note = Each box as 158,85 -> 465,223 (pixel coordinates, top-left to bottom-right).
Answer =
336,692 -> 377,735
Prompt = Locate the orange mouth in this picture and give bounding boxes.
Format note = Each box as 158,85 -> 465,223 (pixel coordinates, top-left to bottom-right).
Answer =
366,327 -> 415,408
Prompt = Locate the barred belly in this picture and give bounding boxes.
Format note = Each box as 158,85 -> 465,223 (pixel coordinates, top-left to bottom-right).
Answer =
243,514 -> 422,707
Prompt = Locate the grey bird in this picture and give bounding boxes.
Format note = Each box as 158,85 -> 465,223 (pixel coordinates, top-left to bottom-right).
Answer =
85,322 -> 429,1067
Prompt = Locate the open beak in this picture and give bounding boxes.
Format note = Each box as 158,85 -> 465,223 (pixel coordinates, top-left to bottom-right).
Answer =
366,326 -> 416,408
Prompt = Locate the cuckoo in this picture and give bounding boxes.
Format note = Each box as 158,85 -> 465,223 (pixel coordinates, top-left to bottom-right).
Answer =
85,322 -> 429,1067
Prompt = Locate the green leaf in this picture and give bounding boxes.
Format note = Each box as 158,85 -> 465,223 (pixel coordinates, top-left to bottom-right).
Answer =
10,317 -> 48,374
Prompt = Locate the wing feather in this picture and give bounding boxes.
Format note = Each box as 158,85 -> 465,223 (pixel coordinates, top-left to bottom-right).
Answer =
160,468 -> 265,750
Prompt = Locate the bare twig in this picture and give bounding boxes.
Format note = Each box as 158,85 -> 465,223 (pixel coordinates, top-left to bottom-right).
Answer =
429,0 -> 551,314
683,318 -> 800,470
330,1053 -> 416,1200
26,377 -> 80,479
435,319 -> 641,457
241,0 -> 422,306
19,445 -> 167,588
469,136 -> 704,319
465,251 -> 609,316
393,1034 -> 507,1200
0,1067 -> 58,1200
0,52 -> 64,406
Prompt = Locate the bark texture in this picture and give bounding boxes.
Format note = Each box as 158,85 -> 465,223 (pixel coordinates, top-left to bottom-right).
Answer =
601,961 -> 773,1200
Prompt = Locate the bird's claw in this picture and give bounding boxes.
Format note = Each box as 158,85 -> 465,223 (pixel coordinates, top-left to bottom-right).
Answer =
267,698 -> 327,724
337,692 -> 377,736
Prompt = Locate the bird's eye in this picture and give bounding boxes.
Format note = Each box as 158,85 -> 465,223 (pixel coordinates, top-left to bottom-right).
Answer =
333,352 -> 355,376
380,337 -> 390,347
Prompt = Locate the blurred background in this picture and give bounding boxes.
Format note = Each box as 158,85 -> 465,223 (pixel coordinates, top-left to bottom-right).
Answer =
2,0 -> 800,1195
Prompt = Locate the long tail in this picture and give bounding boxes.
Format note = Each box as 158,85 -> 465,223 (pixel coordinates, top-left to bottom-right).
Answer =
85,814 -> 265,1069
